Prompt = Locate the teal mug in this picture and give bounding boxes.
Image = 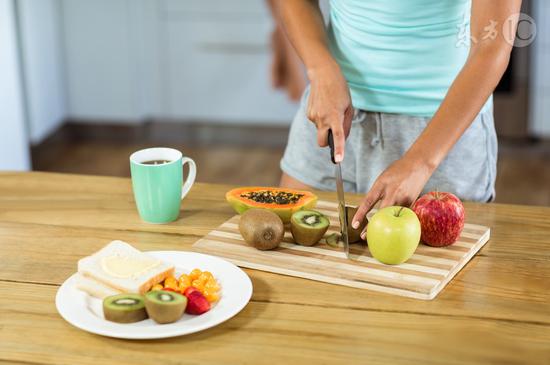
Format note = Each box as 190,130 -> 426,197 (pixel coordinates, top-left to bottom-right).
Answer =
130,147 -> 196,224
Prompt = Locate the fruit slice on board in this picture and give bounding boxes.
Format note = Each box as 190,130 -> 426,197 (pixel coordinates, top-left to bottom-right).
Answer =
324,233 -> 340,248
346,206 -> 367,243
226,187 -> 317,223
290,210 -> 330,246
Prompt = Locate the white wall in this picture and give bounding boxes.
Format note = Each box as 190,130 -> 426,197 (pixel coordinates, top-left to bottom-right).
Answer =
0,0 -> 31,170
17,0 -> 67,143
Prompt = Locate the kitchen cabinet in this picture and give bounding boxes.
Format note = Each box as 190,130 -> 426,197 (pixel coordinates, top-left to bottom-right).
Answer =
163,15 -> 296,122
62,0 -> 144,121
61,0 -> 298,124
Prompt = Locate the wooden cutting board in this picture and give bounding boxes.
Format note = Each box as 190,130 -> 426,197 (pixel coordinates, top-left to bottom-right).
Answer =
193,200 -> 490,300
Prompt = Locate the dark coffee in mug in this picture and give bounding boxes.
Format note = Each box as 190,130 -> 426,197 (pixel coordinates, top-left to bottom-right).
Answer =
142,160 -> 171,165
130,147 -> 197,223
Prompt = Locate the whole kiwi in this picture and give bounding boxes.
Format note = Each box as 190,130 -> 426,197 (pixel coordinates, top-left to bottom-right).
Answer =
239,209 -> 284,250
346,206 -> 367,243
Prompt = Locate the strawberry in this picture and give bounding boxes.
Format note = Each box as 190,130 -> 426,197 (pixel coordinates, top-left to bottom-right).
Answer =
183,286 -> 200,297
185,291 -> 211,315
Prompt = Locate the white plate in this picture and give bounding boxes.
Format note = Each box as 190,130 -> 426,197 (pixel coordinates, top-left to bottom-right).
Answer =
55,251 -> 253,339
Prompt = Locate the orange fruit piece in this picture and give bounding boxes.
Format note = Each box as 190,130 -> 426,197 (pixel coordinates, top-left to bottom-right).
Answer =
178,274 -> 191,287
189,268 -> 202,280
151,284 -> 163,291
178,283 -> 190,294
205,278 -> 220,292
192,279 -> 205,292
164,276 -> 179,290
199,271 -> 213,282
203,290 -> 220,303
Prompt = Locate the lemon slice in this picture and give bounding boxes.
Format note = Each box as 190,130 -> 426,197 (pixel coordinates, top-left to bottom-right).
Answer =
101,254 -> 160,279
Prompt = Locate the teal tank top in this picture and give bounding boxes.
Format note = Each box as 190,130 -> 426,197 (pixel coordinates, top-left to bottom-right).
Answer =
328,0 -> 490,117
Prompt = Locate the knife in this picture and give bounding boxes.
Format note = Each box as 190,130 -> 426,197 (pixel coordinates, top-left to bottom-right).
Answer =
328,130 -> 350,259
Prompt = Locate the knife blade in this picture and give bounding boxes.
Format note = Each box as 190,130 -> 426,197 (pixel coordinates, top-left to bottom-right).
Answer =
328,130 -> 350,259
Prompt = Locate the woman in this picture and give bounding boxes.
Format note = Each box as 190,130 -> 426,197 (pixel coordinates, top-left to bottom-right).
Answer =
276,0 -> 521,232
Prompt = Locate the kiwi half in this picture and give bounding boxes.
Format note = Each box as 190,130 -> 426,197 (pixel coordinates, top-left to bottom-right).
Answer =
103,293 -> 148,323
144,290 -> 187,324
346,206 -> 367,243
239,209 -> 284,250
290,210 -> 330,246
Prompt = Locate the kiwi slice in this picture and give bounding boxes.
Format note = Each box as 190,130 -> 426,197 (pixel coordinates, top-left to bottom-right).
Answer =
103,293 -> 148,323
290,210 -> 330,246
239,209 -> 284,250
144,290 -> 187,324
324,233 -> 340,248
346,206 -> 367,243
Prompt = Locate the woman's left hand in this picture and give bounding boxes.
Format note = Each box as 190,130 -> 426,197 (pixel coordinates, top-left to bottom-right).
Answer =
351,155 -> 435,236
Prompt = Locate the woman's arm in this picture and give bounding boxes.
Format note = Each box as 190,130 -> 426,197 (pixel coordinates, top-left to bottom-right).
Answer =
275,0 -> 353,162
265,0 -> 307,101
352,0 -> 522,229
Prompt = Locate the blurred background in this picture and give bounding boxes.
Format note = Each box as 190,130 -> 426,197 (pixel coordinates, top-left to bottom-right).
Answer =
1,0 -> 549,206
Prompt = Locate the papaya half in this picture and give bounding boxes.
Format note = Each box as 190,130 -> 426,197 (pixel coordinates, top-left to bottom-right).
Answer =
226,187 -> 317,223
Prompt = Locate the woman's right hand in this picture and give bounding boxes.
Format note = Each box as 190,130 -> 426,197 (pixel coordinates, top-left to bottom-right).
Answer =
306,61 -> 354,163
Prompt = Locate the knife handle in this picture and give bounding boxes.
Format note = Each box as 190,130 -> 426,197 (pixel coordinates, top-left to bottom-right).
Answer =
327,129 -> 336,165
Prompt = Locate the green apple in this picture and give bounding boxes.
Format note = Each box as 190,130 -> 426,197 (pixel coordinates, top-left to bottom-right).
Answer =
366,206 -> 421,265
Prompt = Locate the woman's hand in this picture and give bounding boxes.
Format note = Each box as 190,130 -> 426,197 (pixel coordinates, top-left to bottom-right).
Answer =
273,0 -> 353,161
306,62 -> 354,162
351,154 -> 435,236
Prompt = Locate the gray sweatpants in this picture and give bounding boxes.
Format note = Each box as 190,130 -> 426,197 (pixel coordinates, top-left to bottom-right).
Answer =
281,90 -> 497,202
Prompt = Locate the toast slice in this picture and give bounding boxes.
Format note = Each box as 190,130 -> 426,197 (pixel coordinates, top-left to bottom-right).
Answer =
77,240 -> 174,294
75,273 -> 121,299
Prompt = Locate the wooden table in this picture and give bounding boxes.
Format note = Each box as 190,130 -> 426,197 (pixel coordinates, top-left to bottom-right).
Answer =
1,172 -> 549,365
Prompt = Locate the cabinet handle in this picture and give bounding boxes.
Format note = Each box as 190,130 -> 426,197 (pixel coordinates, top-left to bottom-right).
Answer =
196,42 -> 267,54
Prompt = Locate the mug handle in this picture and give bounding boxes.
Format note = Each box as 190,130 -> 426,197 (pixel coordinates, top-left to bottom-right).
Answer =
181,157 -> 196,200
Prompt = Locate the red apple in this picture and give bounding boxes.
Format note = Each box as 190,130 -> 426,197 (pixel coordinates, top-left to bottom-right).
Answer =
412,192 -> 465,247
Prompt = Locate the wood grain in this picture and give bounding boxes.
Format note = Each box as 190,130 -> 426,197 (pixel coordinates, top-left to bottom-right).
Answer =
1,221 -> 549,326
1,172 -> 550,365
193,201 -> 490,299
2,282 -> 549,365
